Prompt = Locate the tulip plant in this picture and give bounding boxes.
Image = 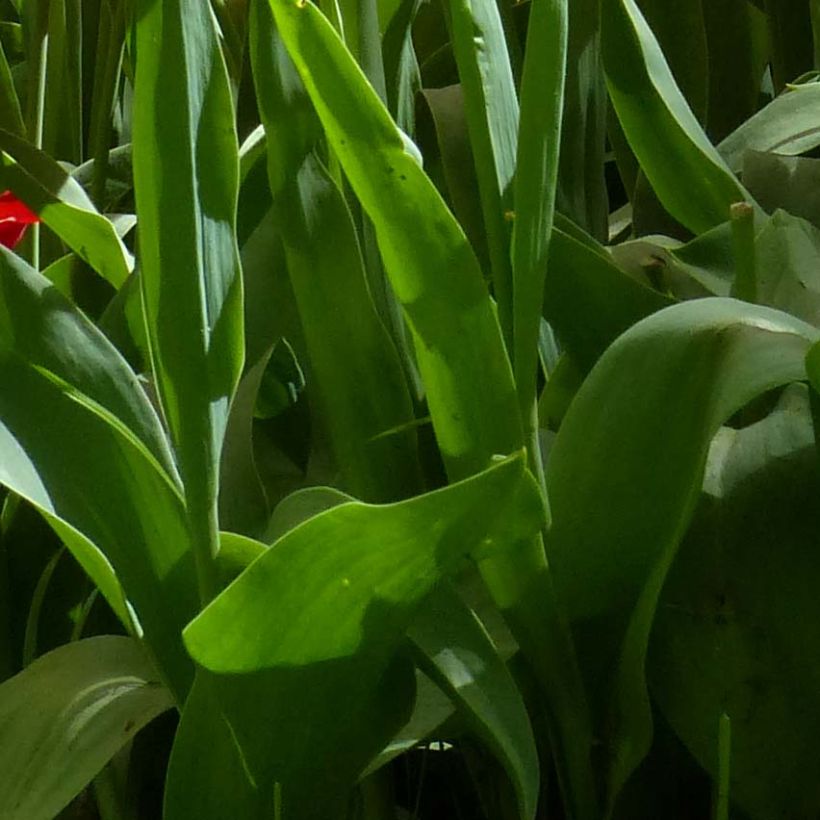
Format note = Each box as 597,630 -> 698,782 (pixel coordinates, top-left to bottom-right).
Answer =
1,0 -> 820,818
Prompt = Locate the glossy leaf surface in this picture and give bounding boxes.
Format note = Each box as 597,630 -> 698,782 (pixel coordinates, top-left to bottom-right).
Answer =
0,636 -> 173,820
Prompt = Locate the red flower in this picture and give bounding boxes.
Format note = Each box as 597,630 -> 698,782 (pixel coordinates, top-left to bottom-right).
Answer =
0,190 -> 39,250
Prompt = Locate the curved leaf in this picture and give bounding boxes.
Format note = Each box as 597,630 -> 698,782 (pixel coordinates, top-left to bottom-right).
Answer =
0,129 -> 133,287
718,84 -> 820,173
183,453 -> 544,817
546,298 -> 818,807
0,636 -> 173,820
601,0 -> 757,233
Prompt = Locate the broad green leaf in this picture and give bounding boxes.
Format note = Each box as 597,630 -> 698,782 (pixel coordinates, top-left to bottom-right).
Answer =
0,636 -> 173,820
249,4 -> 422,503
163,674 -> 265,820
133,0 -> 244,601
447,0 -> 518,341
754,210 -> 820,327
512,0 -> 567,442
0,247 -> 178,479
610,222 -> 735,299
0,248 -> 197,700
266,10 -> 597,817
183,453 -> 543,817
218,348 -> 272,538
546,298 -> 818,808
601,0 -> 757,233
544,225 -> 673,368
409,586 -> 540,820
0,129 -> 132,287
742,151 -> 820,229
651,385 -> 820,820
42,0 -> 82,163
718,84 -> 820,173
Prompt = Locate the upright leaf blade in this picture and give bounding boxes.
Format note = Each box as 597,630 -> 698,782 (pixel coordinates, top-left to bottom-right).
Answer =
447,0 -> 518,341
133,0 -> 244,600
249,3 -> 422,503
512,0 -> 568,466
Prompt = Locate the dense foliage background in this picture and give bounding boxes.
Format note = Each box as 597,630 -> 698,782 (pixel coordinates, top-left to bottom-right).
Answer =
1,0 -> 820,818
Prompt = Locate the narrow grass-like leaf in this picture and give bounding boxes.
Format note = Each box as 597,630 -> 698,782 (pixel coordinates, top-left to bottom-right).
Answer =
601,0 -> 757,233
249,3 -> 421,502
447,0 -> 518,341
512,0 -> 567,470
0,129 -> 132,286
0,636 -> 173,820
546,298 -> 818,808
133,0 -> 244,602
184,454 -> 543,817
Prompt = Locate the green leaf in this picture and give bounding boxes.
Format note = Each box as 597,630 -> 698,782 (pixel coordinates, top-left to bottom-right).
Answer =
133,0 -> 244,601
447,0 -> 518,341
0,38 -> 23,138
741,151 -> 820,229
601,0 -> 757,233
409,586 -> 540,820
557,0 -> 608,240
512,0 -> 567,444
546,298 -> 818,808
651,384 -> 820,820
718,84 -> 820,173
183,453 -> 543,817
544,224 -> 673,369
0,247 -> 198,701
267,0 -> 521,481
0,129 -> 133,287
0,636 -> 173,820
249,4 -> 422,502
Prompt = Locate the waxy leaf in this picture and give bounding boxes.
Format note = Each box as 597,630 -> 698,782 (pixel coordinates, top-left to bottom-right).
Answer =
181,454 -> 544,818
601,0 -> 756,233
133,0 -> 244,600
0,636 -> 173,820
0,248 -> 198,701
546,298 -> 818,808
0,129 -> 133,286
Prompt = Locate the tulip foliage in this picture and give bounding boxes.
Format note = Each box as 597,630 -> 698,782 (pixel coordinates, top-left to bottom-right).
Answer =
1,0 -> 820,818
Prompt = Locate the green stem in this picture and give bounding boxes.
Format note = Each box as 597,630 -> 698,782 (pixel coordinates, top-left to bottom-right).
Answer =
730,201 -> 757,304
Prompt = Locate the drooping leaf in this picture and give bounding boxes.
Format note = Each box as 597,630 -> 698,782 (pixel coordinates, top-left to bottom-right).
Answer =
0,636 -> 173,820
409,585 -> 540,820
718,84 -> 820,173
546,298 -> 818,808
601,0 -> 757,233
183,453 -> 544,818
0,248 -> 198,701
651,384 -> 820,820
0,129 -> 133,287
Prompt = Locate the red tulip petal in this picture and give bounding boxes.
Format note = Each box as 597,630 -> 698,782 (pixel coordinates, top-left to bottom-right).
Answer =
0,190 -> 39,224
